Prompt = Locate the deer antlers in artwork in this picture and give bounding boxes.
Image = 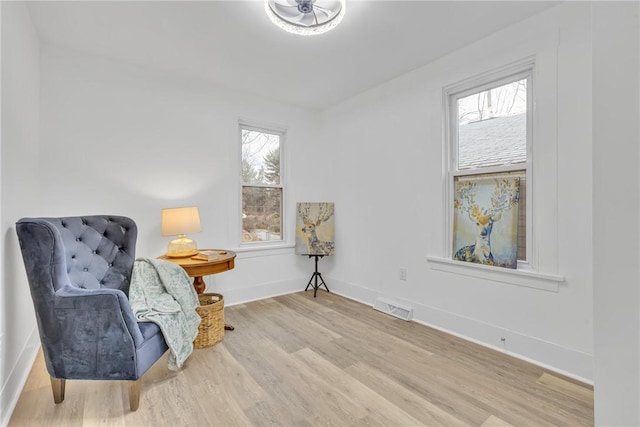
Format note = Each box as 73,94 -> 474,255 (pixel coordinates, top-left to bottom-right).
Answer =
299,203 -> 334,226
489,179 -> 520,220
455,178 -> 519,222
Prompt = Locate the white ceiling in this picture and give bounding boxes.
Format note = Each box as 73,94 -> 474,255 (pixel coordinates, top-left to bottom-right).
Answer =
27,1 -> 560,110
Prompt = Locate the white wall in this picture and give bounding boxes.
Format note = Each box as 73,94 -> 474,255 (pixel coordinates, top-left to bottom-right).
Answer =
320,2 -> 594,381
592,2 -> 640,425
0,2 -> 42,425
38,44 -> 320,304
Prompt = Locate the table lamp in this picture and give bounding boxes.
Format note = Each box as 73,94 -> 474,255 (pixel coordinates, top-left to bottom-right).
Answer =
161,206 -> 202,257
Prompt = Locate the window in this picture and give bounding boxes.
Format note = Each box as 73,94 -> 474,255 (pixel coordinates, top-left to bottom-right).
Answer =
446,64 -> 532,267
240,124 -> 284,245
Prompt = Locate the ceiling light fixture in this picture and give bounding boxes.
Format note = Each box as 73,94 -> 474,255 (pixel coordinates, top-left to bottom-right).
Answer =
265,0 -> 346,36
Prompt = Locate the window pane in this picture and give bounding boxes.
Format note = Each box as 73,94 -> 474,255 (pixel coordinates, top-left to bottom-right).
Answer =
457,78 -> 527,170
242,186 -> 282,243
242,129 -> 280,185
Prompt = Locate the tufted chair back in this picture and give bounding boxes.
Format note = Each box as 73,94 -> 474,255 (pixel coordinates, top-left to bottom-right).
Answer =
31,216 -> 136,293
16,215 -> 168,411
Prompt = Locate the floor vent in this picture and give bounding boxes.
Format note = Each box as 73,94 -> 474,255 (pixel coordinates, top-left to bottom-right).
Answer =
373,297 -> 413,321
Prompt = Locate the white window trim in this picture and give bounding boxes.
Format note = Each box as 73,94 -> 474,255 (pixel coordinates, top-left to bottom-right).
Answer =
435,57 -> 565,290
238,120 -> 287,249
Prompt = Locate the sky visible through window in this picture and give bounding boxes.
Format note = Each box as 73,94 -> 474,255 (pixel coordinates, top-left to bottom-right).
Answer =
458,79 -> 527,125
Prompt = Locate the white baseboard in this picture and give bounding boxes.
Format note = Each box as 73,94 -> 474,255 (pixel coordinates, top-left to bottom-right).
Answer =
325,278 -> 378,306
1,326 -> 40,427
220,277 -> 306,307
326,277 -> 593,384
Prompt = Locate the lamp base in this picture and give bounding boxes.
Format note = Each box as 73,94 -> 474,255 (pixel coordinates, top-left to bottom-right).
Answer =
166,235 -> 198,258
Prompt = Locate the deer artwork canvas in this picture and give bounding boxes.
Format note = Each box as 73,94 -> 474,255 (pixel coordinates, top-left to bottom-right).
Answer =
453,176 -> 520,269
295,202 -> 335,256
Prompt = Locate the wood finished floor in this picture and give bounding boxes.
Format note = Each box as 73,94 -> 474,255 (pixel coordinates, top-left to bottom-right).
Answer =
9,291 -> 594,426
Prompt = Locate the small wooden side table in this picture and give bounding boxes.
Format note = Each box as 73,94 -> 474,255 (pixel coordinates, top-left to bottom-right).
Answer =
158,249 -> 236,330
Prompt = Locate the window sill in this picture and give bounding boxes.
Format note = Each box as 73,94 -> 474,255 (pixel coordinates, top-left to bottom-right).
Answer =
425,256 -> 564,292
234,243 -> 295,258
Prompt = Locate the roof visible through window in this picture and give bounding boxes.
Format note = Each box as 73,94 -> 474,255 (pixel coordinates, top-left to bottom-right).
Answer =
458,113 -> 526,169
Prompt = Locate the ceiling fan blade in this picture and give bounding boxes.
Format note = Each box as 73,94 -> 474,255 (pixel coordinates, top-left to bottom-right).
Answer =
272,3 -> 304,20
314,0 -> 343,12
311,6 -> 332,20
294,12 -> 316,26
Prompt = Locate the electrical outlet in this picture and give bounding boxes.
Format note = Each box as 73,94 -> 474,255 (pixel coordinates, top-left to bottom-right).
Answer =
399,268 -> 407,281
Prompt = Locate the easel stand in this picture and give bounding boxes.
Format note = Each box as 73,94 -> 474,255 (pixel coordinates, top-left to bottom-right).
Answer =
305,255 -> 329,298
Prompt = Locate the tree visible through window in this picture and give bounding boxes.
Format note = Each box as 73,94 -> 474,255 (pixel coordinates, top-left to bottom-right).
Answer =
448,70 -> 531,263
241,125 -> 284,244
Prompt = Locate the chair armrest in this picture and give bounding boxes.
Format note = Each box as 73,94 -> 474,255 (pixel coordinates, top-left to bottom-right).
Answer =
54,285 -> 144,348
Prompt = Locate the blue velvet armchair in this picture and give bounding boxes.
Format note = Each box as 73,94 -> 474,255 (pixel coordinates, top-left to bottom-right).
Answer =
16,215 -> 169,411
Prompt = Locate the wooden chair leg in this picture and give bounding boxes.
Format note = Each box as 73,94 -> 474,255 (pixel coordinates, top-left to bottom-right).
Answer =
50,376 -> 65,404
128,379 -> 141,411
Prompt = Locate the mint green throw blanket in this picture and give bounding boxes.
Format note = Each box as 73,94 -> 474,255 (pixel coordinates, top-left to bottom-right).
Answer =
130,258 -> 201,371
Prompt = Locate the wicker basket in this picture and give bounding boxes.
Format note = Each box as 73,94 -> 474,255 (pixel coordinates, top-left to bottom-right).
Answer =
194,293 -> 224,349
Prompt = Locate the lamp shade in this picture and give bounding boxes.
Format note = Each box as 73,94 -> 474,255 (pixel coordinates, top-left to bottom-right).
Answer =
161,207 -> 202,236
